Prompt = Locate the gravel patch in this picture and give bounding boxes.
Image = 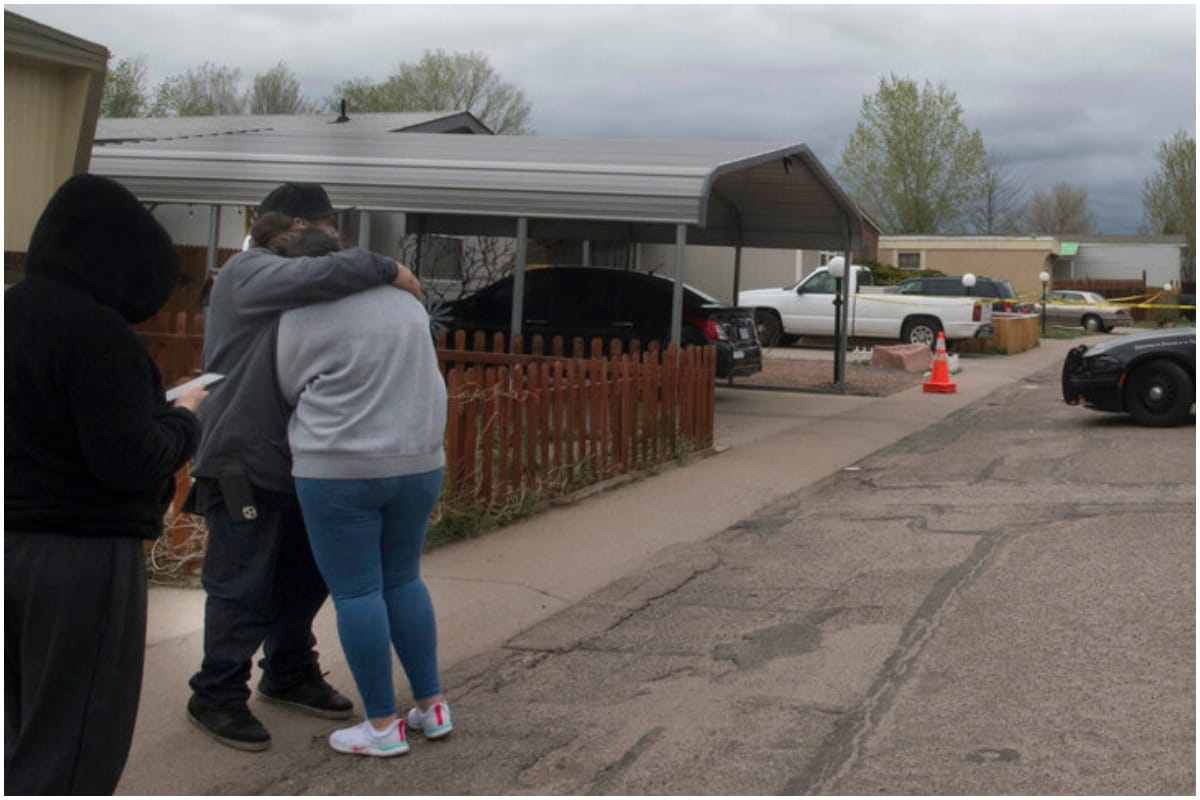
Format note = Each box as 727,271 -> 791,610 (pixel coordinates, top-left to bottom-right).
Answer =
734,357 -> 926,397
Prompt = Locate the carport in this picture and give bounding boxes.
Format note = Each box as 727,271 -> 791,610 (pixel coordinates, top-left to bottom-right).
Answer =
90,131 -> 864,346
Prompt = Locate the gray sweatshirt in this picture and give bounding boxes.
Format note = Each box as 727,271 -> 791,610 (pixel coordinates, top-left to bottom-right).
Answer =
276,287 -> 446,480
191,246 -> 399,492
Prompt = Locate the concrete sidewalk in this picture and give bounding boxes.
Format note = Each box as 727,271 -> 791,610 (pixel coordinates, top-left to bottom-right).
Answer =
117,337 -> 1090,795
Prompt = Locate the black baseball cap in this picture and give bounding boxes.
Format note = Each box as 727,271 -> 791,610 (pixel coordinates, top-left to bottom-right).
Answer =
258,182 -> 334,220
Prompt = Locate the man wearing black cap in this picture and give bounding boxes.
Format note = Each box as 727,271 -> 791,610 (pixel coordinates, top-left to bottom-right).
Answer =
185,182 -> 422,751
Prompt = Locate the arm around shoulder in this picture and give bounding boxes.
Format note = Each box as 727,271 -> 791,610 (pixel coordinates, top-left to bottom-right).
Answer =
230,247 -> 401,315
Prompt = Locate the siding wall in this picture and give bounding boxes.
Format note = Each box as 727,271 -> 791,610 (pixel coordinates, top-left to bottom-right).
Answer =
4,59 -> 96,251
1072,243 -> 1183,288
878,237 -> 1059,297
637,243 -> 807,303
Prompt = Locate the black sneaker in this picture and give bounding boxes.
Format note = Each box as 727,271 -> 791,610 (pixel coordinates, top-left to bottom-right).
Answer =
256,672 -> 354,720
187,695 -> 271,752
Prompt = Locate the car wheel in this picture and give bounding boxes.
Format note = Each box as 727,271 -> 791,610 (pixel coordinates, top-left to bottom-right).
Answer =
1082,314 -> 1104,332
1124,359 -> 1193,427
901,317 -> 941,348
755,310 -> 783,347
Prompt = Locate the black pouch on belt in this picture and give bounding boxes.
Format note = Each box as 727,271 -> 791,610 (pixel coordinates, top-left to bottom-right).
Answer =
218,474 -> 260,522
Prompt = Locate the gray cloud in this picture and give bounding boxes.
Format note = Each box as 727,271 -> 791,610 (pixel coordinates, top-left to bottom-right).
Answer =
11,3 -> 1195,233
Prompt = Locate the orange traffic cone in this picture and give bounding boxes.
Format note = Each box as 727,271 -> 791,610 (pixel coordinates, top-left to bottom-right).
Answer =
922,332 -> 957,394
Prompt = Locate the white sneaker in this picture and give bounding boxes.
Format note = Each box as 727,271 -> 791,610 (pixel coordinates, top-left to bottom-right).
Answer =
328,719 -> 410,757
405,701 -> 453,739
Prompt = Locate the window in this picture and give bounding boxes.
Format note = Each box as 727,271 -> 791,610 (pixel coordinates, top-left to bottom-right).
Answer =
818,251 -> 845,267
803,271 -> 837,293
418,235 -> 464,281
897,252 -> 922,270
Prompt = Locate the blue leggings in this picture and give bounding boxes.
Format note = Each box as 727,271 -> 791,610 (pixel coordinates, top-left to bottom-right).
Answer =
294,469 -> 443,719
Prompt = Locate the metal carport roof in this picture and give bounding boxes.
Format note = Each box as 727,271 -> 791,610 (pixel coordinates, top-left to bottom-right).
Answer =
90,131 -> 863,252
90,130 -> 865,349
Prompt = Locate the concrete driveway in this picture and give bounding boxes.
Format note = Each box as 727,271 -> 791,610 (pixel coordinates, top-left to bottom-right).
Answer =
116,336 -> 1194,794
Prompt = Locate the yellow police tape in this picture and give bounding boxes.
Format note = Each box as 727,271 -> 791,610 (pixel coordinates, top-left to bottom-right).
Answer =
841,289 -> 1194,312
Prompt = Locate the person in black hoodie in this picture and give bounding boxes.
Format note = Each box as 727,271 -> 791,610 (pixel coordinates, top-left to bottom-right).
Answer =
4,174 -> 207,795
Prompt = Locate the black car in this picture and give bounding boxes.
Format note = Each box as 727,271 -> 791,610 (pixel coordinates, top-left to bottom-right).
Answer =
433,266 -> 762,379
895,275 -> 1033,313
1061,328 -> 1196,427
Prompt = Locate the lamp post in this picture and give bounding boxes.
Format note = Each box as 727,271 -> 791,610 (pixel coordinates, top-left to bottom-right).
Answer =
828,256 -> 846,392
962,272 -> 976,297
1039,270 -> 1050,335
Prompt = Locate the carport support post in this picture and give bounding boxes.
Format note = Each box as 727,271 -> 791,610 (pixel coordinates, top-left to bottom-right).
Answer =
358,211 -> 371,249
510,217 -> 529,346
671,223 -> 686,346
732,245 -> 743,306
837,244 -> 853,393
205,204 -> 221,279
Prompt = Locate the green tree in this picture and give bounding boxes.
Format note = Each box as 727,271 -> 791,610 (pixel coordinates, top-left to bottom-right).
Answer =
248,62 -> 315,114
100,54 -> 149,118
151,62 -> 245,116
1142,130 -> 1195,280
836,74 -> 987,234
1027,183 -> 1092,235
331,50 -> 532,134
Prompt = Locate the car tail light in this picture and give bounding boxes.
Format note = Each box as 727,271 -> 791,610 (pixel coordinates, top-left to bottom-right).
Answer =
972,302 -> 982,322
691,316 -> 728,341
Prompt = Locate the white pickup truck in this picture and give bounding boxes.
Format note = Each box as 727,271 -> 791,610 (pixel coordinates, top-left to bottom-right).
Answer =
738,265 -> 994,347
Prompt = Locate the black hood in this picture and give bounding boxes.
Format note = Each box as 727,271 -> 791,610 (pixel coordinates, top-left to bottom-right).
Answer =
25,174 -> 179,324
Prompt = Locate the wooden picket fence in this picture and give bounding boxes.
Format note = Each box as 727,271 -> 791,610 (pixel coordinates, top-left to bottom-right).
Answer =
139,318 -> 717,531
434,330 -> 716,511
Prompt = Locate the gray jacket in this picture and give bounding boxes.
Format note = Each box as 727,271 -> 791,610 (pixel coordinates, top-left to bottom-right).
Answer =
191,246 -> 398,492
277,287 -> 446,480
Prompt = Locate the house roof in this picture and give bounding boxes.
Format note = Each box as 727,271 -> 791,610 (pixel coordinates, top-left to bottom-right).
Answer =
89,131 -> 864,250
94,110 -> 491,144
1069,234 -> 1187,246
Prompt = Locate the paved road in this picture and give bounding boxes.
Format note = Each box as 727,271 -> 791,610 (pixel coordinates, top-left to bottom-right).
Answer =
238,360 -> 1194,794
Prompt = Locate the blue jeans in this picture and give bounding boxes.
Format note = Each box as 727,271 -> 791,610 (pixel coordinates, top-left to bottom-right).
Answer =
294,469 -> 443,719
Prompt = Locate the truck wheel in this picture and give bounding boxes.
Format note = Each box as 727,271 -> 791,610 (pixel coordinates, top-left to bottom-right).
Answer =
901,317 -> 941,348
755,310 -> 783,347
1082,314 -> 1104,332
1124,359 -> 1193,427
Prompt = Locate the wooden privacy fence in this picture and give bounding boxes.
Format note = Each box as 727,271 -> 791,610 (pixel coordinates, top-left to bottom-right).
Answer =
434,330 -> 716,511
136,310 -> 206,385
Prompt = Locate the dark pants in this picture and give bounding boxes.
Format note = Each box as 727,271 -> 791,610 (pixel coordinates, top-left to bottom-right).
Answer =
188,482 -> 330,708
5,531 -> 147,796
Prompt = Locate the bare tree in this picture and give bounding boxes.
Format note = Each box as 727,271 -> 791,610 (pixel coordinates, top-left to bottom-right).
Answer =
398,234 -> 517,307
1026,183 -> 1092,235
100,55 -> 149,117
332,50 -> 532,134
248,62 -> 316,114
150,62 -> 245,116
970,157 -> 1027,234
1142,130 -> 1195,281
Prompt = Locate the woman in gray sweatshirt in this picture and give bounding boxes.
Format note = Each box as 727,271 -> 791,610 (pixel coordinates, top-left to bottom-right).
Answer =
271,220 -> 451,757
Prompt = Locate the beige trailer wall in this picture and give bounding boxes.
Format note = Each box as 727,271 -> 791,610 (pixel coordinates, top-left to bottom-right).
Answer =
878,237 -> 1060,298
637,243 -> 811,304
4,12 -> 107,273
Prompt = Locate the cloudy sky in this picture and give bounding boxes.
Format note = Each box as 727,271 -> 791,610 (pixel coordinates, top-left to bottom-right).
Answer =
10,3 -> 1197,233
